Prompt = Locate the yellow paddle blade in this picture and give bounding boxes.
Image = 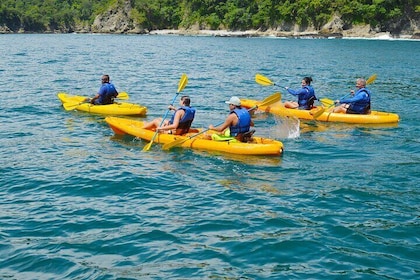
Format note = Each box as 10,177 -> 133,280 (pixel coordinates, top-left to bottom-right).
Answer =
117,91 -> 129,100
142,140 -> 154,151
310,107 -> 326,119
63,101 -> 82,111
259,92 -> 281,107
177,73 -> 188,93
320,98 -> 334,107
162,137 -> 187,150
255,73 -> 274,86
366,73 -> 377,85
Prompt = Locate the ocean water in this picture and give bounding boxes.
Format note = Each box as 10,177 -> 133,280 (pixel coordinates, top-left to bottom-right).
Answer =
0,34 -> 419,279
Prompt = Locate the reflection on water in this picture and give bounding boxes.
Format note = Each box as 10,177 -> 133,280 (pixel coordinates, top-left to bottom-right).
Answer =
218,179 -> 282,195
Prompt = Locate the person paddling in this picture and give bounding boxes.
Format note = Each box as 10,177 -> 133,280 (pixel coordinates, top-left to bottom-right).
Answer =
143,95 -> 196,135
209,96 -> 255,142
333,78 -> 371,114
90,74 -> 119,105
284,76 -> 317,110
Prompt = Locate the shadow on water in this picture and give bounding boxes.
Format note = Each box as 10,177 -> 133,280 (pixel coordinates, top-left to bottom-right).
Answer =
109,133 -> 285,196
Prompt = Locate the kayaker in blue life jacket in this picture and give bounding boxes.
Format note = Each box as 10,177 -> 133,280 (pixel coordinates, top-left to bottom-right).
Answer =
284,76 -> 317,110
143,95 -> 196,135
333,78 -> 371,114
90,74 -> 119,105
208,96 -> 254,142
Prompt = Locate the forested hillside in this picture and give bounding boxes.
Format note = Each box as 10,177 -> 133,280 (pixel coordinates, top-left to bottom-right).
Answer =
1,0 -> 419,36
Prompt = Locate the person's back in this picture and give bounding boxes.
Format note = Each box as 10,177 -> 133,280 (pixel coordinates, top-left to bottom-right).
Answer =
208,96 -> 254,142
91,75 -> 118,105
98,83 -> 118,105
142,95 -> 195,135
170,96 -> 196,134
229,107 -> 251,136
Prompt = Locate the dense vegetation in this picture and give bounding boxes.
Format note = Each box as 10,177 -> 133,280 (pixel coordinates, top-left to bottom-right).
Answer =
0,0 -> 418,33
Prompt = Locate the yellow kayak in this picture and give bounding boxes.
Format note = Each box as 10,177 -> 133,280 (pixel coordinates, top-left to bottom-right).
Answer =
105,117 -> 284,156
241,98 -> 399,124
57,92 -> 147,116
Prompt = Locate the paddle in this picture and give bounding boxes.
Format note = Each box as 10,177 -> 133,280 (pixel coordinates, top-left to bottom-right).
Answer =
62,91 -> 130,111
309,99 -> 333,119
142,73 -> 188,151
256,73 -> 323,119
255,73 -> 286,88
116,92 -> 129,100
317,74 -> 377,106
319,98 -> 335,107
256,73 -> 316,105
311,74 -> 377,119
162,92 -> 281,151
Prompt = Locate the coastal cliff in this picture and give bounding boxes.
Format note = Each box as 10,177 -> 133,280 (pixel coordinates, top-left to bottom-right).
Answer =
1,0 -> 419,39
90,2 -> 420,39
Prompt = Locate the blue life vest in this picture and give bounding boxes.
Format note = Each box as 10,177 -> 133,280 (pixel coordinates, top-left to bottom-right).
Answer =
98,83 -> 118,105
169,106 -> 196,134
229,108 -> 251,136
298,85 -> 316,110
348,88 -> 371,114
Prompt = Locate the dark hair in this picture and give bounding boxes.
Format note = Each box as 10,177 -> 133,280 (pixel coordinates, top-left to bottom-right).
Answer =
303,77 -> 313,85
181,95 -> 191,106
102,74 -> 110,83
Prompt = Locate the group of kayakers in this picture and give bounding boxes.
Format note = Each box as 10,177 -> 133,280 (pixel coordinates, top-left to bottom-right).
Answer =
90,74 -> 372,142
142,95 -> 254,142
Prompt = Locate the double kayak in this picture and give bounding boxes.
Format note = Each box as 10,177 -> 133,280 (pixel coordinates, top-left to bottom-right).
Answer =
105,117 -> 284,156
57,92 -> 147,116
240,98 -> 399,124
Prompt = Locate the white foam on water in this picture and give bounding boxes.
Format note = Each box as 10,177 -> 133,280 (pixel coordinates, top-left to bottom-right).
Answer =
263,116 -> 300,139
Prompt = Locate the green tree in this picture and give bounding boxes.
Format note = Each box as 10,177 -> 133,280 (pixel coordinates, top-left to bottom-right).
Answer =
0,0 -> 417,34
0,6 -> 21,31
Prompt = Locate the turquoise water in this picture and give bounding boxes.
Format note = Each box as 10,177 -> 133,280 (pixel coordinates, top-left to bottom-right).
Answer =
1,34 -> 419,279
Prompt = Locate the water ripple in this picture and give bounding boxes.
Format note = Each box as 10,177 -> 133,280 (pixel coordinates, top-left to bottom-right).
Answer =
0,34 -> 419,279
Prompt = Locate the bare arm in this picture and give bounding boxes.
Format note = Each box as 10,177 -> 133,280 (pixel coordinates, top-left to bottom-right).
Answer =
157,110 -> 184,131
90,93 -> 100,104
209,114 -> 236,132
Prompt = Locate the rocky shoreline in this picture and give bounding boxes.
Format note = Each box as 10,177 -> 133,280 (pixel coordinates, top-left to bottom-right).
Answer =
148,28 -> 419,40
2,24 -> 418,40
71,8 -> 420,40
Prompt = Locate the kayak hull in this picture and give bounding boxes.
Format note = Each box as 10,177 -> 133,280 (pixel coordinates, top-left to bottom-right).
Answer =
105,117 -> 283,156
241,98 -> 399,124
57,92 -> 147,116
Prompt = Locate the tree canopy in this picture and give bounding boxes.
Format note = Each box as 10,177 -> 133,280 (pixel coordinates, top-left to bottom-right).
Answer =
0,0 -> 418,34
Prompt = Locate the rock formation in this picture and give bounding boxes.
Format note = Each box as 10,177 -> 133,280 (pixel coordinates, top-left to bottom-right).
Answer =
90,2 -> 419,39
